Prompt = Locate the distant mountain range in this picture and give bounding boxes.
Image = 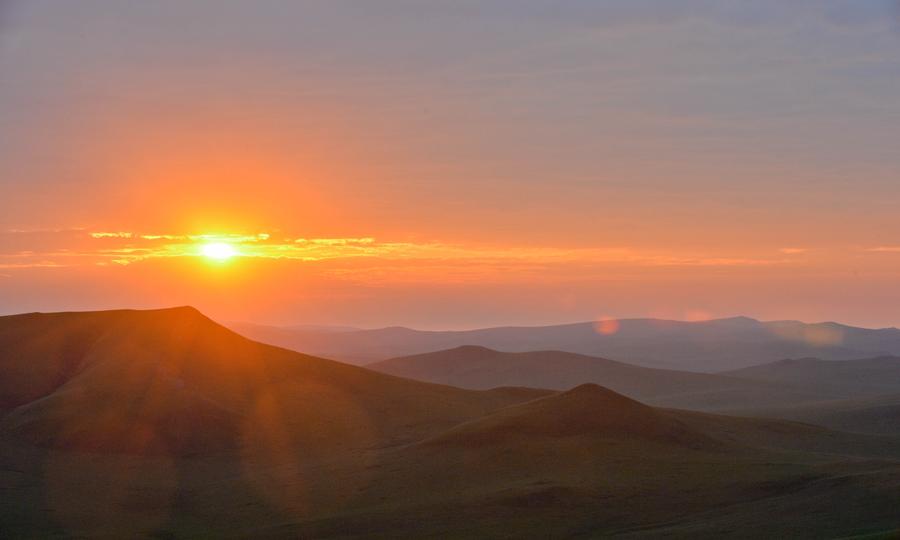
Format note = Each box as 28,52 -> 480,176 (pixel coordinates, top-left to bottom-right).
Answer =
229,316 -> 900,372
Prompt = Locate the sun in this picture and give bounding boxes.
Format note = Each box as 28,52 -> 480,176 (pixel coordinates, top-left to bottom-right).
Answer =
201,242 -> 237,261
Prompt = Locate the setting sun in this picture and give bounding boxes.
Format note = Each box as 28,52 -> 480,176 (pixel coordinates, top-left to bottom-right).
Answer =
201,242 -> 237,261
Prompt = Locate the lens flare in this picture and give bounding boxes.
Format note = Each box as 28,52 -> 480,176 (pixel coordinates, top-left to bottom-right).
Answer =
594,316 -> 621,335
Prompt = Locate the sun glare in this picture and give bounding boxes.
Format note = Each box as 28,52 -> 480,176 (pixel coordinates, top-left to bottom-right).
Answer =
201,242 -> 237,261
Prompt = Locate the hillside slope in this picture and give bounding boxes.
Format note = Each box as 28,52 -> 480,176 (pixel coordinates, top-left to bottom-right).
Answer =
424,383 -> 716,449
299,387 -> 900,539
0,308 -> 544,454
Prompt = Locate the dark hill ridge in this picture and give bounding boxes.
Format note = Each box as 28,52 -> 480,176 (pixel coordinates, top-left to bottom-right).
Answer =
0,307 -> 546,455
368,346 -> 831,411
425,383 -> 715,449
229,316 -> 900,371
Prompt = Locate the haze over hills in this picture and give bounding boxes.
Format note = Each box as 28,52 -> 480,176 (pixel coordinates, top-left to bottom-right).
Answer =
369,346 -> 832,411
720,357 -> 900,437
2,308 -> 900,538
230,316 -> 900,372
722,356 -> 900,397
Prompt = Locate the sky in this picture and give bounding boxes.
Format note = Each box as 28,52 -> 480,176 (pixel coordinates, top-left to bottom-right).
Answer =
1,0 -> 900,329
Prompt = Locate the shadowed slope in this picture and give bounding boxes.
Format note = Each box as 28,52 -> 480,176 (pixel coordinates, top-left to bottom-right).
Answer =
322,386 -> 900,539
420,383 -> 900,458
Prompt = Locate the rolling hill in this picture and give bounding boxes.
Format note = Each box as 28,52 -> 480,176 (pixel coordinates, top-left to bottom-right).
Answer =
230,316 -> 900,372
424,383 -> 716,449
318,388 -> 900,539
3,307 -> 900,538
0,307 -> 544,454
368,345 -> 833,411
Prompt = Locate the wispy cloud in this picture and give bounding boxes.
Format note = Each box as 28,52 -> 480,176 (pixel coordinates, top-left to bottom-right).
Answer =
90,232 -> 134,239
0,262 -> 68,269
0,229 -> 789,273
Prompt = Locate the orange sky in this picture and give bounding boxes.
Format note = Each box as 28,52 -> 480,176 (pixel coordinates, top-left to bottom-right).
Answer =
1,1 -> 900,328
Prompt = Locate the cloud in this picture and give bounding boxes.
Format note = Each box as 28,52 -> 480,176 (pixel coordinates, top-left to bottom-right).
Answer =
0,229 -> 791,276
90,232 -> 133,238
0,262 -> 66,269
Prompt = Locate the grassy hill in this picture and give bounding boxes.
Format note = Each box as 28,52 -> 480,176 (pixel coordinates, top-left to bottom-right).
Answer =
0,307 -> 544,455
2,308 -> 900,538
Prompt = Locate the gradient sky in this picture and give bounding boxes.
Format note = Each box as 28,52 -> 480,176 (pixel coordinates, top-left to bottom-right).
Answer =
2,0 -> 900,329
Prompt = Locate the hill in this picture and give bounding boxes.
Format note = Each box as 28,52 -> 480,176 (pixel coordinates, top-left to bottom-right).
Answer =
230,316 -> 900,372
320,388 -> 900,539
0,307 -> 542,454
3,308 -> 900,538
424,383 -> 715,448
368,345 -> 832,411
